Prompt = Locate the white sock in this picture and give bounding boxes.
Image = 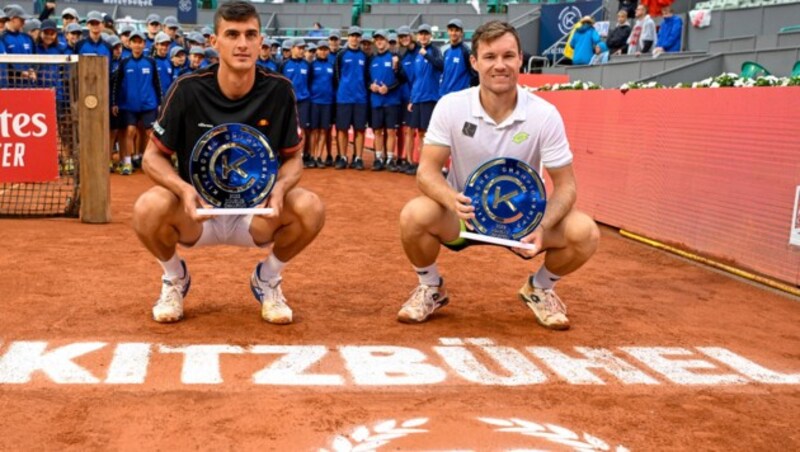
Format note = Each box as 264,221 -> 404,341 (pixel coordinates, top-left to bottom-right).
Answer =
376,151 -> 384,160
414,263 -> 441,287
159,254 -> 184,279
124,156 -> 132,165
532,265 -> 561,290
387,152 -> 395,160
259,253 -> 286,285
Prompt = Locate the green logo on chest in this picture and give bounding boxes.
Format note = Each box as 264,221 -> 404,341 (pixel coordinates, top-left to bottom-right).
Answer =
512,132 -> 530,144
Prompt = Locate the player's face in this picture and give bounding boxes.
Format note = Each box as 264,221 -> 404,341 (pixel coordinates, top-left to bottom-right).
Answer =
470,32 -> 521,95
347,34 -> 360,48
130,37 -> 145,56
67,32 -> 81,46
374,36 -> 388,52
317,47 -> 330,59
42,29 -> 57,46
172,53 -> 186,67
148,22 -> 160,35
328,37 -> 339,51
291,46 -> 305,59
212,18 -> 260,73
120,34 -> 130,46
260,45 -> 271,59
87,20 -> 102,35
418,32 -> 432,46
190,54 -> 204,68
447,27 -> 463,45
156,42 -> 169,57
398,34 -> 411,47
112,45 -> 122,58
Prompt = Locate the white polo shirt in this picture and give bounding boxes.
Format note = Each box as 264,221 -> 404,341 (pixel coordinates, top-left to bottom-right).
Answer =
424,85 -> 573,192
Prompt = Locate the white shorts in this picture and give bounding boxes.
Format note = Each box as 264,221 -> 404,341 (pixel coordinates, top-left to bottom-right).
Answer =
181,215 -> 269,248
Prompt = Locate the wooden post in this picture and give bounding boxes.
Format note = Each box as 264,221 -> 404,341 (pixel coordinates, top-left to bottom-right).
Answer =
78,55 -> 111,223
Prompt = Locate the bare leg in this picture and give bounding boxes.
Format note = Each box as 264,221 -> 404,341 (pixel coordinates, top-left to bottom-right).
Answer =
399,196 -> 461,267
132,186 -> 204,261
249,187 -> 326,262
354,130 -> 365,160
336,129 -> 348,159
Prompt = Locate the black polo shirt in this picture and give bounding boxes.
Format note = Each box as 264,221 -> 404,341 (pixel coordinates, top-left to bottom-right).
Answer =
152,64 -> 302,183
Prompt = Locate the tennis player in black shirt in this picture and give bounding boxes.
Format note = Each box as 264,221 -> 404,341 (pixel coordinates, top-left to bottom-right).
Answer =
132,1 -> 325,325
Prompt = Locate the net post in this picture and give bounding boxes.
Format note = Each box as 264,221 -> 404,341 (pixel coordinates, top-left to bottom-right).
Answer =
78,55 -> 111,223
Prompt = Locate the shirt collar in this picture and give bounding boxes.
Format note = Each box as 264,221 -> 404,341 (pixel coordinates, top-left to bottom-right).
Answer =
471,85 -> 528,128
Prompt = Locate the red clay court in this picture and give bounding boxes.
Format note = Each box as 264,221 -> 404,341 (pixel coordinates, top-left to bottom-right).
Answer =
1,168 -> 799,450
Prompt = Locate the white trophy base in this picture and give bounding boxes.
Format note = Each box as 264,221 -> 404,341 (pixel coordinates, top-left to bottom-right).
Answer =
459,231 -> 537,251
197,208 -> 274,216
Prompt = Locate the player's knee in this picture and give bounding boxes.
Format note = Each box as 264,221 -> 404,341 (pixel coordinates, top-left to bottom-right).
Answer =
132,187 -> 178,231
567,211 -> 600,254
400,197 -> 436,232
289,189 -> 325,232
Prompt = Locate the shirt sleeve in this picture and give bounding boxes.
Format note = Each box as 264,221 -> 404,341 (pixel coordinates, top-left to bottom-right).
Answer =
423,96 -> 451,148
151,80 -> 185,155
538,107 -> 573,169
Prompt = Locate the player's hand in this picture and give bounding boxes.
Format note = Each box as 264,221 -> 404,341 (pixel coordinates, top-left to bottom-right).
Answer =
418,46 -> 427,56
370,81 -> 380,92
112,106 -> 119,116
378,83 -> 388,95
513,227 -> 543,259
391,55 -> 399,69
453,192 -> 475,229
407,102 -> 413,112
263,188 -> 284,219
181,186 -> 212,223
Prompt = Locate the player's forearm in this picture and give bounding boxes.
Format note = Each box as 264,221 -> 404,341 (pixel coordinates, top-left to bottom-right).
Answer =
142,145 -> 191,195
540,181 -> 576,230
272,151 -> 303,196
417,164 -> 457,211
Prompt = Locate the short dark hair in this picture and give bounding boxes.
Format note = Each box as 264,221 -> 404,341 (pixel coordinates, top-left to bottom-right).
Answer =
214,0 -> 261,34
471,21 -> 521,57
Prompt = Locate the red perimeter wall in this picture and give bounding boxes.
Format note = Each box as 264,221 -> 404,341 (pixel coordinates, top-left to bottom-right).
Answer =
537,88 -> 800,286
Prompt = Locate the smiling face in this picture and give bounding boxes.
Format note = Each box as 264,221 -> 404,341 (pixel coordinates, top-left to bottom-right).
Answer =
447,26 -> 463,45
470,31 -> 521,96
374,36 -> 388,52
211,17 -> 260,73
418,31 -> 432,46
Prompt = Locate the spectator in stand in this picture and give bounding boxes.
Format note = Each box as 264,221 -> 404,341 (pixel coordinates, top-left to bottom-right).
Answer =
396,25 -> 417,173
334,26 -> 370,170
440,18 -> 478,98
112,30 -> 161,176
368,29 -> 404,171
153,32 -> 174,97
307,22 -> 325,37
144,14 -> 161,52
328,30 -> 341,54
64,23 -> 81,54
607,10 -> 632,55
309,40 -> 335,168
641,0 -> 670,18
569,16 -> 601,66
23,19 -> 41,43
618,0 -> 637,21
281,38 -> 313,166
407,23 -> 443,176
654,5 -> 682,54
75,11 -> 113,61
627,4 -> 656,55
2,5 -> 37,83
257,37 -> 279,71
58,8 -> 79,46
188,46 -> 205,70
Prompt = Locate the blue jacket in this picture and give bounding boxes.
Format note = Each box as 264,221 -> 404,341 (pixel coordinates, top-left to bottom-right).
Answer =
256,57 -> 278,72
400,46 -> 418,104
411,43 -> 443,104
281,58 -> 312,102
75,36 -> 113,59
657,15 -> 683,52
440,41 -> 477,97
569,24 -> 601,65
368,50 -> 403,107
113,55 -> 162,112
36,42 -> 69,101
1,30 -> 36,74
0,40 -> 6,88
335,47 -> 369,104
154,55 -> 174,97
310,56 -> 335,105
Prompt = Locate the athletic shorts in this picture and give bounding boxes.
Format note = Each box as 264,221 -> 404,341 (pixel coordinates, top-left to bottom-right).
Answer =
401,102 -> 413,126
180,215 -> 270,249
310,103 -> 333,130
335,102 -> 368,131
110,110 -> 123,130
443,220 -> 535,260
297,100 -> 312,129
120,109 -> 158,128
370,105 -> 401,130
410,101 -> 437,131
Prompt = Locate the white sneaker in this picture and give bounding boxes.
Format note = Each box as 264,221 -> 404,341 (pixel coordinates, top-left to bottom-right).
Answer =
518,278 -> 570,330
152,261 -> 191,323
251,263 -> 293,324
397,278 -> 449,323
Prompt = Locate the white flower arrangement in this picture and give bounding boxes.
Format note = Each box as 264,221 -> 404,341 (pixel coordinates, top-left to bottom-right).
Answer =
527,73 -> 799,93
527,80 -> 602,92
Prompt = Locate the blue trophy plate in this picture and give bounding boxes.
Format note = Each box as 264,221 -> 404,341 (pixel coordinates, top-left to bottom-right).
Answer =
463,157 -> 547,241
189,123 -> 279,209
